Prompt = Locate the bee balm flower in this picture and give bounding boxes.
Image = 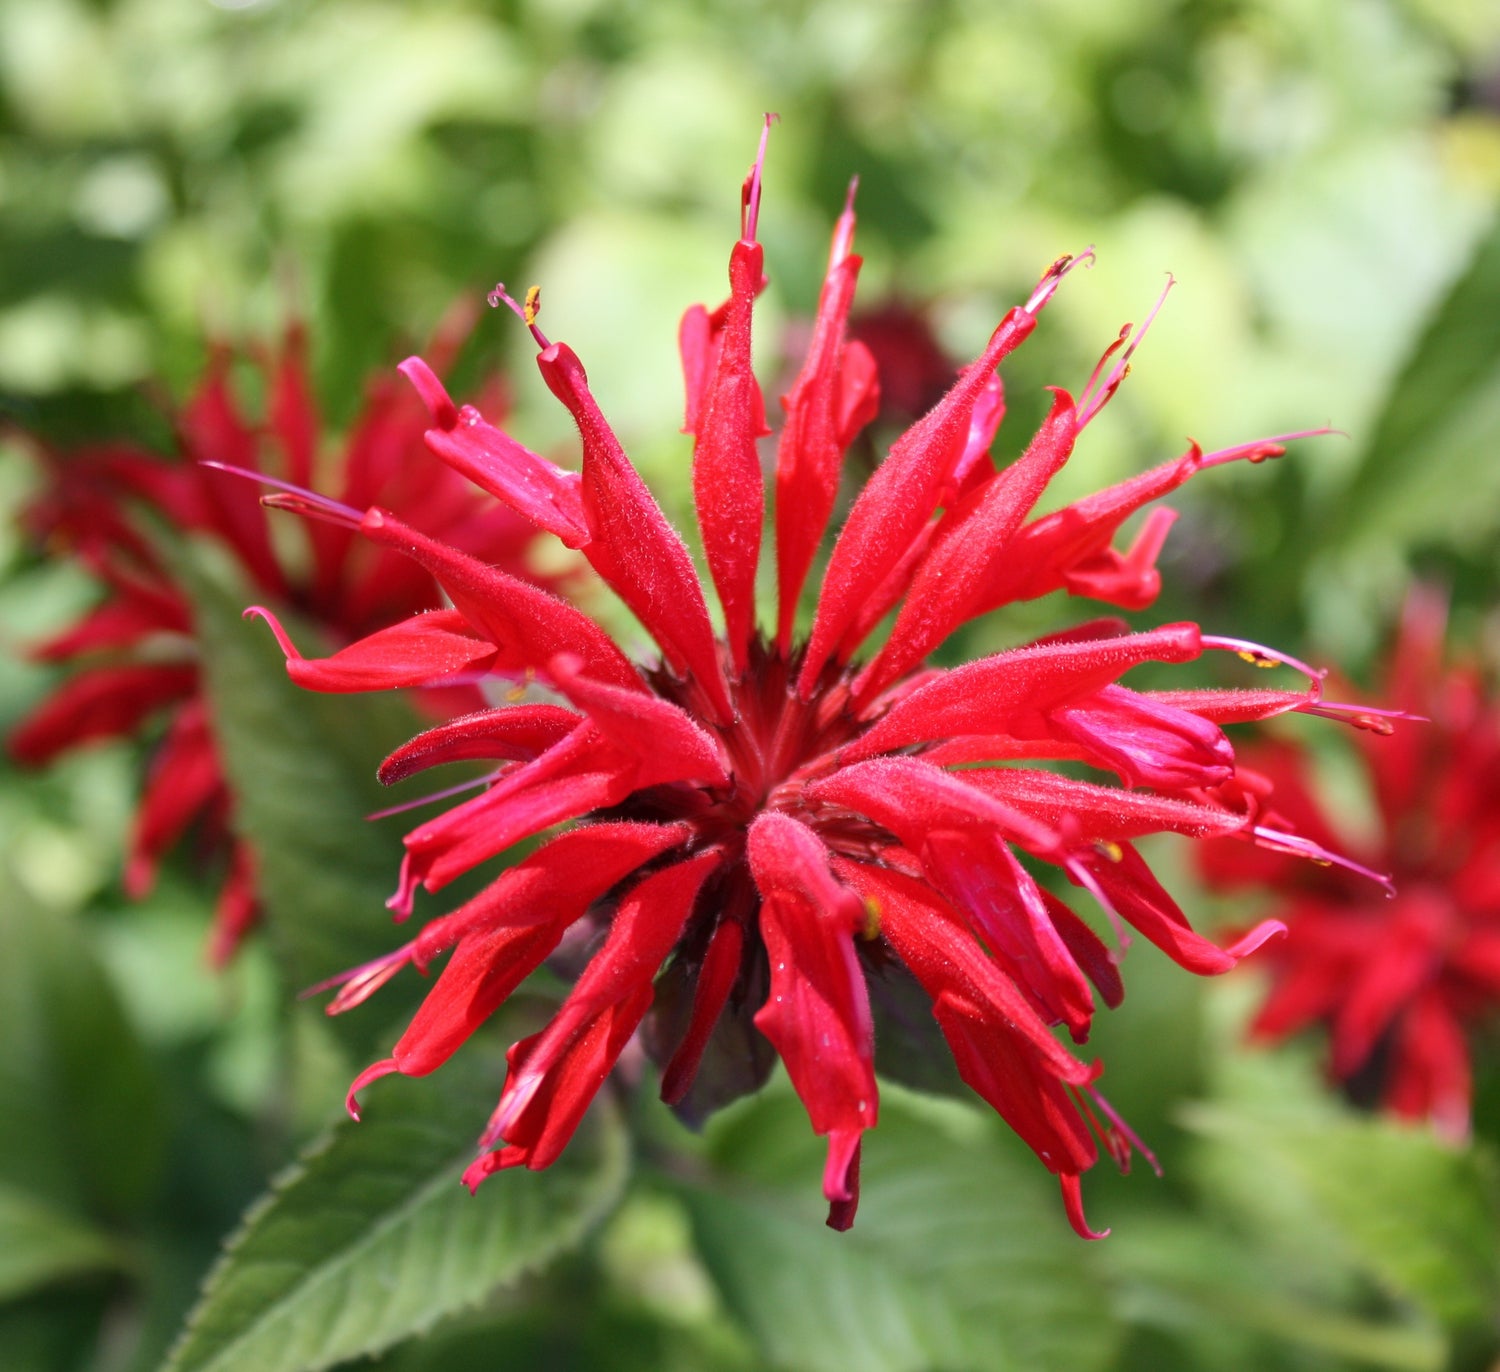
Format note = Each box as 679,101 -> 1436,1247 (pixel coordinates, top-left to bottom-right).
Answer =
9,315 -> 553,963
1200,588 -> 1496,1140
261,125 -> 1378,1235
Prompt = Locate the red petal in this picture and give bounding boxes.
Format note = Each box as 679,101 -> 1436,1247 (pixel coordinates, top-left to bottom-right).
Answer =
844,623 -> 1203,760
378,703 -> 581,784
398,356 -> 589,545
533,341 -> 733,723
748,813 -> 877,1176
775,193 -> 867,646
854,388 -> 1079,700
9,664 -> 196,765
798,305 -> 1039,692
691,239 -> 768,673
1049,684 -> 1234,789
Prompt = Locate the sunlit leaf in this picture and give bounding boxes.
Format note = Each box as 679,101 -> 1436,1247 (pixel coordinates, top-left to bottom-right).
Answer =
162,1047 -> 629,1372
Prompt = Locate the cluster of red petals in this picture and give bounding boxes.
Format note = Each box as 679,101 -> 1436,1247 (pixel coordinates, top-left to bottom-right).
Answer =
8,313 -> 552,963
1201,587 -> 1500,1140
269,129 -> 1374,1236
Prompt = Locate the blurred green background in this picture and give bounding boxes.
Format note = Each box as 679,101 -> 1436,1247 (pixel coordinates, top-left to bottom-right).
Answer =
3,1 -> 1500,1370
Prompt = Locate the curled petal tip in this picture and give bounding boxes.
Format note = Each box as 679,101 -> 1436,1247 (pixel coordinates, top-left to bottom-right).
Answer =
243,605 -> 303,662
1225,919 -> 1287,962
397,356 -> 458,428
345,1057 -> 399,1122
1060,1174 -> 1110,1240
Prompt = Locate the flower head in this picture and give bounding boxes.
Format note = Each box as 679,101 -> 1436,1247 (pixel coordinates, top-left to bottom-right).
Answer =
9,312 -> 553,963
265,126 -> 1379,1235
1200,587 -> 1497,1140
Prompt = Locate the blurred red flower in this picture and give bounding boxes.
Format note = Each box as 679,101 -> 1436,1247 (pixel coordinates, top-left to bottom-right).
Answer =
1200,587 -> 1498,1140
9,313 -> 554,964
263,125 -> 1381,1234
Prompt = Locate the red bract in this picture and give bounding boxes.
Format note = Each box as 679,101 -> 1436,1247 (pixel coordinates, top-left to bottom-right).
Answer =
9,314 -> 554,964
1201,587 -> 1499,1140
268,126 -> 1381,1235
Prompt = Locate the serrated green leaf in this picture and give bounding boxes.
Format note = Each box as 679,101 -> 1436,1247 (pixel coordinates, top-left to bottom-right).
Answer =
673,1083 -> 1121,1372
170,536 -> 429,993
0,1184 -> 128,1301
0,867 -> 164,1220
161,1049 -> 629,1372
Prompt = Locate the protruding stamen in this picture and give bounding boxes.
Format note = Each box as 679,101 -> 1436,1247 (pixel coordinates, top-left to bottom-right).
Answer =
1251,825 -> 1396,896
366,770 -> 503,821
1024,246 -> 1095,316
1077,274 -> 1174,428
1195,426 -> 1343,471
830,175 -> 860,267
489,281 -> 552,350
303,943 -> 416,1013
1299,700 -> 1426,734
1203,635 -> 1327,692
200,461 -> 367,530
741,112 -> 777,242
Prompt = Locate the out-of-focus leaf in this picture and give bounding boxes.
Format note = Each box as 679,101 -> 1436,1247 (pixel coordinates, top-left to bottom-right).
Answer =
171,536 -> 428,995
0,867 -> 164,1221
1325,210 -> 1500,550
1183,1099 -> 1500,1331
674,1083 -> 1121,1372
161,1047 -> 629,1372
1107,1214 -> 1444,1372
0,1184 -> 128,1301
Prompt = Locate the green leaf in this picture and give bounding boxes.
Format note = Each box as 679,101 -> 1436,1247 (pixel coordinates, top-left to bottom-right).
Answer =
0,868 -> 164,1220
1327,210 -> 1500,551
673,1082 -> 1121,1372
1183,1100 -> 1500,1330
161,1047 -> 630,1372
171,536 -> 430,992
0,1185 -> 127,1301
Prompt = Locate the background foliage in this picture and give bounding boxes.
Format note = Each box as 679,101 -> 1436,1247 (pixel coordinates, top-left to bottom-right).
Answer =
3,0 -> 1500,1368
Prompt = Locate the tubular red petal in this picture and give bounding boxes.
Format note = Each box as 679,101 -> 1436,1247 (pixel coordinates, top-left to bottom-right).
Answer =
749,814 -> 877,1159
692,236 -> 768,673
855,389 -> 1080,701
9,664 -> 196,765
398,356 -> 589,545
358,508 -> 643,693
378,703 -> 581,784
549,655 -> 730,789
798,305 -> 1040,693
532,340 -> 733,723
775,192 -> 867,647
844,623 -> 1203,762
1060,1174 -> 1110,1240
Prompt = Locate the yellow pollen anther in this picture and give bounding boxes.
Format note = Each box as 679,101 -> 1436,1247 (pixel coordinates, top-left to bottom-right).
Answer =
1311,857 -> 1333,868
523,285 -> 541,326
504,668 -> 535,703
1236,649 -> 1277,669
861,896 -> 882,940
1094,839 -> 1124,863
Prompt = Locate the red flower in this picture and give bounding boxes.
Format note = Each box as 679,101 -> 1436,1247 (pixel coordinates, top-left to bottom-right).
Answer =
9,312 -> 553,964
262,125 -> 1378,1235
1200,587 -> 1498,1140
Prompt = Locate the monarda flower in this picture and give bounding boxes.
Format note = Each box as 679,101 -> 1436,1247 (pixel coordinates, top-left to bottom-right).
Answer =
1200,587 -> 1498,1140
9,314 -> 552,963
259,126 -> 1379,1235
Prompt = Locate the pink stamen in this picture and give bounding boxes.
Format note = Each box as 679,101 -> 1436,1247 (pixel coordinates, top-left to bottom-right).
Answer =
1202,635 -> 1327,692
1251,825 -> 1396,896
488,281 -> 552,351
365,770 -> 502,821
1077,274 -> 1174,428
303,943 -> 416,1013
741,112 -> 777,241
1085,1084 -> 1161,1177
200,461 -> 366,530
1298,700 -> 1426,735
1194,426 -> 1343,471
1024,246 -> 1095,316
